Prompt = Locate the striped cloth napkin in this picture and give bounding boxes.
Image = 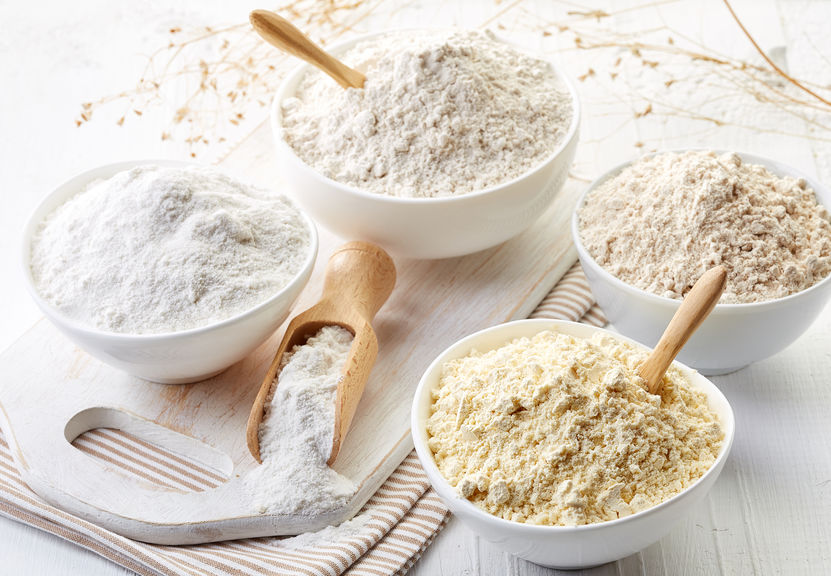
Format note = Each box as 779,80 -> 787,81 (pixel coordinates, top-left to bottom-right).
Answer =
0,262 -> 604,576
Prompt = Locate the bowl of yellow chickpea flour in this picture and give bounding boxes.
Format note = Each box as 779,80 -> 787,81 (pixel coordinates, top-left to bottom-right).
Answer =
411,319 -> 734,569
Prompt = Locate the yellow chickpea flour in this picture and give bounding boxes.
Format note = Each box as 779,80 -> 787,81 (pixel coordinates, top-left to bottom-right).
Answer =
426,330 -> 723,526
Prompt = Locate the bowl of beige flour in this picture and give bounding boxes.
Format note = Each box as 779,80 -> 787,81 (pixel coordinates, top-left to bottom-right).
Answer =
573,150 -> 831,374
411,319 -> 734,568
271,29 -> 579,259
22,160 -> 318,383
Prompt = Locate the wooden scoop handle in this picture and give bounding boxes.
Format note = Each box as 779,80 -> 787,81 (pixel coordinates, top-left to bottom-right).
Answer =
249,10 -> 365,89
638,266 -> 727,394
320,241 -> 396,323
324,242 -> 396,464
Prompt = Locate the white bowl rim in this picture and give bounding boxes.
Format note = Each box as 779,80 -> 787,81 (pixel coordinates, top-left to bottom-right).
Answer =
411,318 -> 736,534
271,28 -> 581,205
571,148 -> 831,311
20,159 -> 319,342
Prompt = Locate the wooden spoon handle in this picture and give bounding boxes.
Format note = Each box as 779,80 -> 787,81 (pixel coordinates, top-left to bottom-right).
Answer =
249,10 -> 365,89
321,242 -> 396,323
638,266 -> 727,394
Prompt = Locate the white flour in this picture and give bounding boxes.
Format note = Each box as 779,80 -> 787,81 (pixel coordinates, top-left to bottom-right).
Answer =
578,151 -> 831,303
275,515 -> 373,549
281,30 -> 573,198
30,164 -> 311,334
246,325 -> 357,515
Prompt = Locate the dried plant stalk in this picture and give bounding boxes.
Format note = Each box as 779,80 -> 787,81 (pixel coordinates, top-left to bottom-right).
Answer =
78,0 -> 831,157
76,0 -> 384,157
722,0 -> 831,107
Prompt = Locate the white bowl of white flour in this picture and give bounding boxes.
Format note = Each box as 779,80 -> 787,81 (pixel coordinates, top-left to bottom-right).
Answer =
411,319 -> 734,569
22,160 -> 318,383
271,30 -> 579,259
573,150 -> 831,375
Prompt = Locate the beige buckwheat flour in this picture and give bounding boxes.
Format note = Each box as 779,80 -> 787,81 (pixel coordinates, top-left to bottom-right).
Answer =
426,329 -> 723,526
578,151 -> 831,303
281,30 -> 573,198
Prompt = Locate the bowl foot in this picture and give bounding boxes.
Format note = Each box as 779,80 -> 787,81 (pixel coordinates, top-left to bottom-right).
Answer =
696,365 -> 747,376
141,367 -> 229,385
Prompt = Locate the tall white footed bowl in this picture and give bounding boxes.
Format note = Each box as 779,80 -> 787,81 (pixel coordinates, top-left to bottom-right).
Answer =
412,319 -> 735,569
271,31 -> 580,259
573,151 -> 831,375
21,160 -> 318,384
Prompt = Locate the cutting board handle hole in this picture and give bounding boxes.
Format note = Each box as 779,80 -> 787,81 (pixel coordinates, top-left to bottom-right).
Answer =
65,407 -> 234,491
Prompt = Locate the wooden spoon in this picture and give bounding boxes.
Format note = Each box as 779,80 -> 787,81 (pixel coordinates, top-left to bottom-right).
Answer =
249,9 -> 365,89
638,266 -> 727,394
247,241 -> 395,465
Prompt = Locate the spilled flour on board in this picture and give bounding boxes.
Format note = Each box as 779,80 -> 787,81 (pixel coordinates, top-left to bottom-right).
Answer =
275,515 -> 374,549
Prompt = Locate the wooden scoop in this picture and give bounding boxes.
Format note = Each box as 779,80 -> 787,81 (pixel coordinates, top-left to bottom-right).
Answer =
247,241 -> 395,465
638,266 -> 727,394
249,9 -> 365,89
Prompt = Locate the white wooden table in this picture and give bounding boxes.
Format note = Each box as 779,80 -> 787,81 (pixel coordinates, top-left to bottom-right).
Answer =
2,1 -> 830,573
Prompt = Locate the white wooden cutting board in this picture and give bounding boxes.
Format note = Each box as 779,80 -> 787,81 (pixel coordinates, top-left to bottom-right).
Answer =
0,122 -> 580,545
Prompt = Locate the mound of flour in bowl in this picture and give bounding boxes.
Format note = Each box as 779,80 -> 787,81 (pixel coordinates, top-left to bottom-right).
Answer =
579,151 -> 831,303
30,165 -> 311,334
427,330 -> 723,526
281,30 -> 573,198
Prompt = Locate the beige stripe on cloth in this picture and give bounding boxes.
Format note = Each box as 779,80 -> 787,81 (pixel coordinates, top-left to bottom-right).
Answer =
0,262 -> 602,575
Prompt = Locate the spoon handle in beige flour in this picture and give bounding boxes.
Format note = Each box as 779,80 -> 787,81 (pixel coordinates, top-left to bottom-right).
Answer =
249,10 -> 365,89
638,266 -> 727,394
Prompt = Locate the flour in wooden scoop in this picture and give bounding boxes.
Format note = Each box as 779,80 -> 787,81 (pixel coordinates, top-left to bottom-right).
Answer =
245,326 -> 357,515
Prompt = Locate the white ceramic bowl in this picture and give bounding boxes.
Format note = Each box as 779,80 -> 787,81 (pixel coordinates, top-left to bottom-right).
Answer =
411,319 -> 735,569
271,31 -> 580,259
21,160 -> 318,384
573,151 -> 831,375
